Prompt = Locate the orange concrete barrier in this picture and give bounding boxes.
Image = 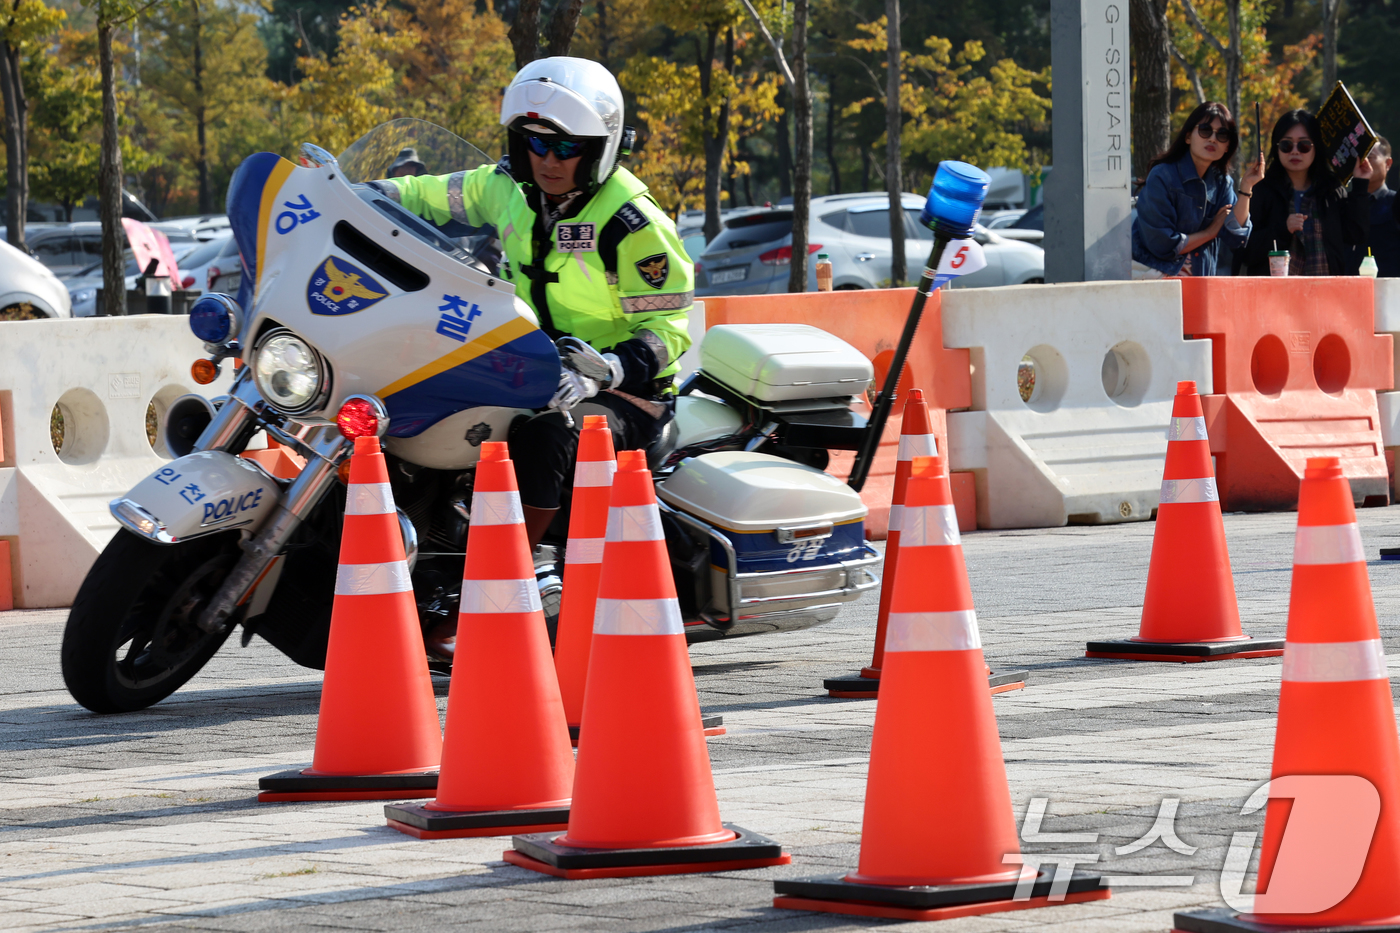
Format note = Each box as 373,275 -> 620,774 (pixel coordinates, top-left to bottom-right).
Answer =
1182,278 -> 1392,511
700,289 -> 974,535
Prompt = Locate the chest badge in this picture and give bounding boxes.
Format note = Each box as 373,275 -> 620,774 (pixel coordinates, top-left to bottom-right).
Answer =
307,256 -> 387,315
635,253 -> 669,289
555,222 -> 596,252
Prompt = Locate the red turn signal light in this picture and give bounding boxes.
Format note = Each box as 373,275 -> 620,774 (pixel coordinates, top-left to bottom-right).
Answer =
336,397 -> 381,439
191,358 -> 219,385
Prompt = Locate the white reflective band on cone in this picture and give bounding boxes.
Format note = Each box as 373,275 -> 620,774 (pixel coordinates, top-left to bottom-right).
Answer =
888,504 -> 903,533
471,490 -> 524,525
335,561 -> 412,596
885,610 -> 982,652
460,578 -> 542,613
594,597 -> 684,635
1160,477 -> 1219,504
897,433 -> 937,462
1294,524 -> 1365,565
606,504 -> 664,542
1282,639 -> 1387,682
574,460 -> 617,488
1165,416 -> 1209,442
566,537 -> 605,564
346,482 -> 396,516
899,504 -> 960,548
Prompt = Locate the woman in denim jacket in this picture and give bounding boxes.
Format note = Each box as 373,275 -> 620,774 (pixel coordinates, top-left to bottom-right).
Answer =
1133,102 -> 1264,276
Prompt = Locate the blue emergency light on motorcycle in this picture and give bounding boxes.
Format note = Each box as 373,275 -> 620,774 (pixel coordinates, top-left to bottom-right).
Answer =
920,161 -> 992,239
189,293 -> 244,345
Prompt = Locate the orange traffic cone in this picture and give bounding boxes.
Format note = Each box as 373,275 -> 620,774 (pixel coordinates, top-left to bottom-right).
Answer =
505,450 -> 788,878
1174,456 -> 1400,932
553,415 -> 615,736
1088,381 -> 1283,662
824,390 -> 1026,697
777,455 -> 1109,920
385,443 -> 574,838
259,435 -> 441,801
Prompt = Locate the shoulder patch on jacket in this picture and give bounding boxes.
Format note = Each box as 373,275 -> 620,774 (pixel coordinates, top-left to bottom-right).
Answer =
494,156 -> 513,176
635,253 -> 669,289
615,201 -> 650,234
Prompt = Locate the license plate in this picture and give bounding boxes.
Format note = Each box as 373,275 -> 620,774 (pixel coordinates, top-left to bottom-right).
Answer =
709,266 -> 748,285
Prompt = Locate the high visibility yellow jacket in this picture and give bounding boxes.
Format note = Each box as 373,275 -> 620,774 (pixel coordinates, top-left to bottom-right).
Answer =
381,162 -> 692,390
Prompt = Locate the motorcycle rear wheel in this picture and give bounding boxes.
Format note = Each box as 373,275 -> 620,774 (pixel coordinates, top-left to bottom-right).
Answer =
62,530 -> 238,713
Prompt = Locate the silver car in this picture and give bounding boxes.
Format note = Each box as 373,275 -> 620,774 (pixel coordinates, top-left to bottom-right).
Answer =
1,238 -> 73,318
695,192 -> 1044,296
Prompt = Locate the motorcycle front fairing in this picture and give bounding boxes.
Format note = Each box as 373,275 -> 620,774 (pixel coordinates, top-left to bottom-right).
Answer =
225,151 -> 559,438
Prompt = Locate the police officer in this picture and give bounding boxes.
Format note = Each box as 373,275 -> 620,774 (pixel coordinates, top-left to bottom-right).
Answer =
374,57 -> 693,658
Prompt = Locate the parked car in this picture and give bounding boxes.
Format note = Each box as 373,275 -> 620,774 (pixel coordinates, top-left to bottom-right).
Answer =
984,209 -> 1027,229
996,203 -> 1044,243
176,232 -> 238,294
151,214 -> 230,242
0,239 -> 72,318
695,192 -> 1045,296
18,222 -> 200,279
65,242 -> 200,316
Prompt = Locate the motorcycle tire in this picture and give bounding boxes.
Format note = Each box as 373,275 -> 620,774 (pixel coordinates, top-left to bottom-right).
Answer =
61,530 -> 239,713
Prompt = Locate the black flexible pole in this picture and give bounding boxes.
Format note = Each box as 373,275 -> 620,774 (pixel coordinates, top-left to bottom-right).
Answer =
847,231 -> 953,492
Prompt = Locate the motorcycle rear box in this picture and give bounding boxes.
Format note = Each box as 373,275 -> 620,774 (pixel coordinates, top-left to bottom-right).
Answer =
699,324 -> 873,403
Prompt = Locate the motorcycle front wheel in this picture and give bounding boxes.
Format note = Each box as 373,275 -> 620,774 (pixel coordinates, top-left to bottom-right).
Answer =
62,530 -> 239,713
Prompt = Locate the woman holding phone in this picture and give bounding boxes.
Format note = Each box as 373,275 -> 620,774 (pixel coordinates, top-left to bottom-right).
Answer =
1239,109 -> 1372,275
1133,102 -> 1264,276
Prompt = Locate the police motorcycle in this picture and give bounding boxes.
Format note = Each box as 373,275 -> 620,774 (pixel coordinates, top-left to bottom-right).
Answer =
60,120 -> 910,714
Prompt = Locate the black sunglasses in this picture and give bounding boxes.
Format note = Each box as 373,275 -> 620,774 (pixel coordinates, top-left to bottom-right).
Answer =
1195,123 -> 1233,143
1277,138 -> 1314,154
525,134 -> 585,159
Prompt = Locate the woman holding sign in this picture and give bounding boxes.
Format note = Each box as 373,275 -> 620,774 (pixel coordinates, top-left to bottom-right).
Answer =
1239,109 -> 1372,275
1133,102 -> 1263,276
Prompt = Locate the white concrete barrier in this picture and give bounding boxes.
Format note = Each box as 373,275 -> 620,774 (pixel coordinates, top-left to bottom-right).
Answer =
1372,279 -> 1400,495
942,280 -> 1213,528
0,317 -> 233,608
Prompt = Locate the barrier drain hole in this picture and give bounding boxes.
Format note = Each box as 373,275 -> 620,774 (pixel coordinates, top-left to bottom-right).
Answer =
146,403 -> 158,448
51,388 -> 111,465
1250,334 -> 1289,397
50,405 -> 64,454
1119,501 -> 1133,517
1101,342 -> 1151,408
1018,357 -> 1037,403
1313,333 -> 1351,395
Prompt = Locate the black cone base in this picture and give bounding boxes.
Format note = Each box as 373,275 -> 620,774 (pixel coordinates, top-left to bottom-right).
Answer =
774,870 -> 1108,920
825,670 -> 1029,698
258,769 -> 437,802
385,802 -> 569,838
1086,637 -> 1285,662
568,713 -> 723,742
1173,907 -> 1400,932
504,823 -> 790,878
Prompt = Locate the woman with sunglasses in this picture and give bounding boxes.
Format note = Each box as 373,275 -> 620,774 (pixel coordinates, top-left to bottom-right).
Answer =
1133,102 -> 1263,277
373,57 -> 694,659
1238,109 -> 1373,275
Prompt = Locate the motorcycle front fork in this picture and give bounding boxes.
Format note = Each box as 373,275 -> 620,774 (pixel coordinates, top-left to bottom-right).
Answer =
195,371 -> 351,632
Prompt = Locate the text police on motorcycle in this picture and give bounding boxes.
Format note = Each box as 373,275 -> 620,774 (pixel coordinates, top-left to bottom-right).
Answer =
369,57 -> 693,659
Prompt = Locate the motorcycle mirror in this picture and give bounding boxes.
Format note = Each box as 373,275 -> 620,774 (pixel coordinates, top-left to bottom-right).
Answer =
557,336 -> 614,384
299,143 -> 339,169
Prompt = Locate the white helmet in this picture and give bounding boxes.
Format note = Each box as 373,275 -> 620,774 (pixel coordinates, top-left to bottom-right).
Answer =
500,57 -> 625,189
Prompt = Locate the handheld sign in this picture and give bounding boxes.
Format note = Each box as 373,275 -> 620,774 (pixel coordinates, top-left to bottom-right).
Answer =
1317,81 -> 1376,184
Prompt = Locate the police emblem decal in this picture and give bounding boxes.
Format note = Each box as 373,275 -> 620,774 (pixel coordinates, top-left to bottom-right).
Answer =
635,253 -> 669,289
306,256 -> 388,315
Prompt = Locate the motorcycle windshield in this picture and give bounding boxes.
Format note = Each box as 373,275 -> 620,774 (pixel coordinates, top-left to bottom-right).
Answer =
338,119 -> 496,184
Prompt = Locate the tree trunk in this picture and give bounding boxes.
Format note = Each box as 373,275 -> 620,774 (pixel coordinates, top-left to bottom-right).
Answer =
99,22 -> 126,315
0,35 -> 28,249
194,1 -> 211,215
699,27 -> 733,244
826,74 -> 841,194
507,0 -> 541,69
1130,0 -> 1171,181
861,141 -> 871,191
775,83 -> 793,199
885,0 -> 905,286
1322,0 -> 1342,91
544,0 -> 583,57
1226,0 -> 1240,128
787,0 -> 812,292
596,0 -> 610,70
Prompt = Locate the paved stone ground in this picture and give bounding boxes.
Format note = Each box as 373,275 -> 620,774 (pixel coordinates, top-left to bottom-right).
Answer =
5,508 -> 1400,932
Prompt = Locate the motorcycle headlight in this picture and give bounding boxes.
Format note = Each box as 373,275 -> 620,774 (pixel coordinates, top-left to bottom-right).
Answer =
253,331 -> 325,413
